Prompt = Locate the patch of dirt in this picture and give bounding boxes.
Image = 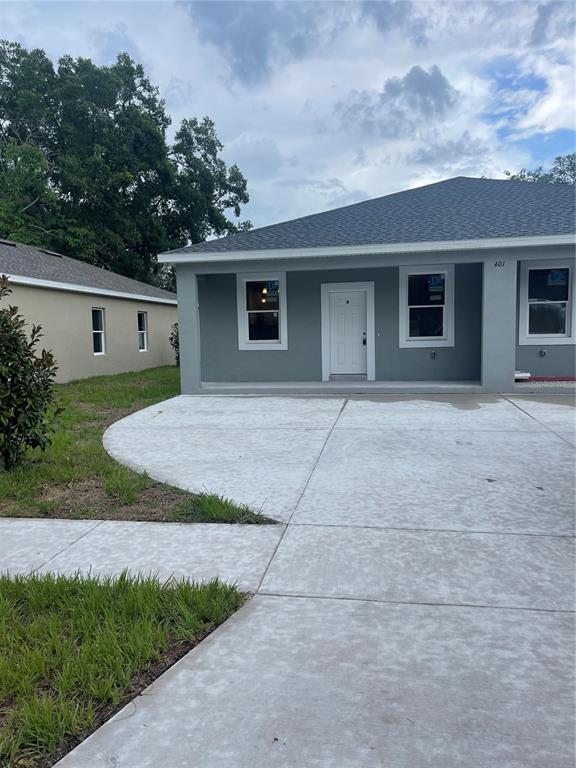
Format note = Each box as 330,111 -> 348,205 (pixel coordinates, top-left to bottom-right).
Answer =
34,478 -> 186,522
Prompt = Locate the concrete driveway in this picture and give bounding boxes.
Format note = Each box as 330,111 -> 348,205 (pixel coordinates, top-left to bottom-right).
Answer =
2,394 -> 573,767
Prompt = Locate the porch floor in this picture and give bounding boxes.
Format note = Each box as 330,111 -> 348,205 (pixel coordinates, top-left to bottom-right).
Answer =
201,380 -> 484,395
200,380 -> 576,395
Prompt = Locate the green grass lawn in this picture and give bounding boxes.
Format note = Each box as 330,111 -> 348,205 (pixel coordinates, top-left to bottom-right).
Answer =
0,571 -> 245,767
0,366 -> 275,524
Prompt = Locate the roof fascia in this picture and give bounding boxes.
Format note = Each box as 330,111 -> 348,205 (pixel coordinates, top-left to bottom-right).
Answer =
5,274 -> 177,305
158,234 -> 575,266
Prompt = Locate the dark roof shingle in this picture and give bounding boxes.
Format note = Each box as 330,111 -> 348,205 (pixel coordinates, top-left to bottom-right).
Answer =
0,241 -> 176,301
166,177 -> 575,256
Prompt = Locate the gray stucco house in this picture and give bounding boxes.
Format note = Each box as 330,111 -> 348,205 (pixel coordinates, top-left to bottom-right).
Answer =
159,177 -> 575,394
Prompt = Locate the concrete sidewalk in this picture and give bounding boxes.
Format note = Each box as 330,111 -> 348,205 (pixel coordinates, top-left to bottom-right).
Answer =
0,517 -> 283,591
1,393 -> 573,767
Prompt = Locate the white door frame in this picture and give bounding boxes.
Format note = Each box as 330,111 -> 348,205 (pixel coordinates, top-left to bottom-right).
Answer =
321,281 -> 376,381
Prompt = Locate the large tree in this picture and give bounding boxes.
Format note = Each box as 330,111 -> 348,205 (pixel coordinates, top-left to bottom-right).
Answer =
505,152 -> 575,185
0,41 -> 250,284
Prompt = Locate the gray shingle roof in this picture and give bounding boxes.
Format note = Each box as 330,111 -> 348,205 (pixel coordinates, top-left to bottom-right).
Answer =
167,177 -> 576,256
0,241 -> 176,301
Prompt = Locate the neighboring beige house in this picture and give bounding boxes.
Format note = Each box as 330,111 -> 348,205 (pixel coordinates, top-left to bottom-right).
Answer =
0,239 -> 178,383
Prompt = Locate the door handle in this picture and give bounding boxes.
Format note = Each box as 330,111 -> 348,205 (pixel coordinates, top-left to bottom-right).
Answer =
362,332 -> 366,346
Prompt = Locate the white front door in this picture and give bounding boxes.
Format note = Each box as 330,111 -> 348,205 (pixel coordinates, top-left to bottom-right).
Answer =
329,290 -> 367,375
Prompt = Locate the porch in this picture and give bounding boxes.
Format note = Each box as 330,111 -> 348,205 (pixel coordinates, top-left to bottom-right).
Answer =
199,379 -> 574,395
174,244 -> 575,395
200,379 -> 484,394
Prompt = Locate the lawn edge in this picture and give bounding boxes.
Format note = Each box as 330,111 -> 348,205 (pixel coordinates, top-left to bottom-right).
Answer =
33,592 -> 251,768
0,365 -> 280,525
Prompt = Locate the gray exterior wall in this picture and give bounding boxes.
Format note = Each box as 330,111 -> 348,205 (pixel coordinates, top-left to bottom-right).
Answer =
515,345 -> 575,377
515,262 -> 576,377
198,264 -> 482,383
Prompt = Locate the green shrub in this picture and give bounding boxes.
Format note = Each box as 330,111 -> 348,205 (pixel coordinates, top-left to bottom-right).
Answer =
0,275 -> 60,470
169,322 -> 179,366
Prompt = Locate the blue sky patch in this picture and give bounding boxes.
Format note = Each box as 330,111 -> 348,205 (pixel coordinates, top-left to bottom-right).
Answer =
482,56 -> 547,93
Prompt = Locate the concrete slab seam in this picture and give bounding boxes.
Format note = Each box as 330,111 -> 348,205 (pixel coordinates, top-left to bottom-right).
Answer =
289,521 -> 575,539
254,397 -> 349,593
31,520 -> 106,575
257,590 -> 576,614
502,395 -> 575,448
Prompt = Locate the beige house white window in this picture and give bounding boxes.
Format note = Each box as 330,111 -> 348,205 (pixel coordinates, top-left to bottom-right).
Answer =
519,261 -> 575,345
399,265 -> 454,348
137,311 -> 148,351
92,308 -> 106,355
236,273 -> 288,350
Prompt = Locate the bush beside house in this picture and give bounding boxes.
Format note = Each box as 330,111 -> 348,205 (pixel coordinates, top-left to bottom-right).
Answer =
0,275 -> 59,470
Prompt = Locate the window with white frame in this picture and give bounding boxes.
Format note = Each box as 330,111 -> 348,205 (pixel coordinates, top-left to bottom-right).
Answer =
399,265 -> 454,348
92,308 -> 105,355
137,311 -> 148,351
519,261 -> 574,345
236,273 -> 288,350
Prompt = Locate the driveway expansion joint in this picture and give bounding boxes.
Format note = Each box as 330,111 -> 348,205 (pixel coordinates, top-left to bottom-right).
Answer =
502,395 -> 575,447
257,590 -> 576,614
254,396 -> 349,594
289,521 -> 576,539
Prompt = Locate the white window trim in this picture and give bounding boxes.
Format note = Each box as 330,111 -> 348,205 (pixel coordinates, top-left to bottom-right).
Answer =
518,260 -> 575,346
321,282 -> 376,381
137,311 -> 148,352
236,272 -> 288,351
92,307 -> 106,356
398,264 -> 455,348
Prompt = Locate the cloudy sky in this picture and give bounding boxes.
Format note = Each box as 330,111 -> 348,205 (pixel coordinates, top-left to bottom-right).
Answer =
1,0 -> 574,227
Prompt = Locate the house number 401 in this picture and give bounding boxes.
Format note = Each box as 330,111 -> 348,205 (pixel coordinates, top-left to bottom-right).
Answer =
494,260 -> 506,267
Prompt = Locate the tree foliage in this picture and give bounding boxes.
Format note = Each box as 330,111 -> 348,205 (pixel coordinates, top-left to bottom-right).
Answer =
169,322 -> 179,367
0,41 -> 250,285
0,276 -> 60,470
505,153 -> 575,185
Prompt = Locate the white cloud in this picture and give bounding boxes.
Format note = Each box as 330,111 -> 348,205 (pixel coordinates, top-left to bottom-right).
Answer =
514,57 -> 576,136
0,0 -> 573,229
